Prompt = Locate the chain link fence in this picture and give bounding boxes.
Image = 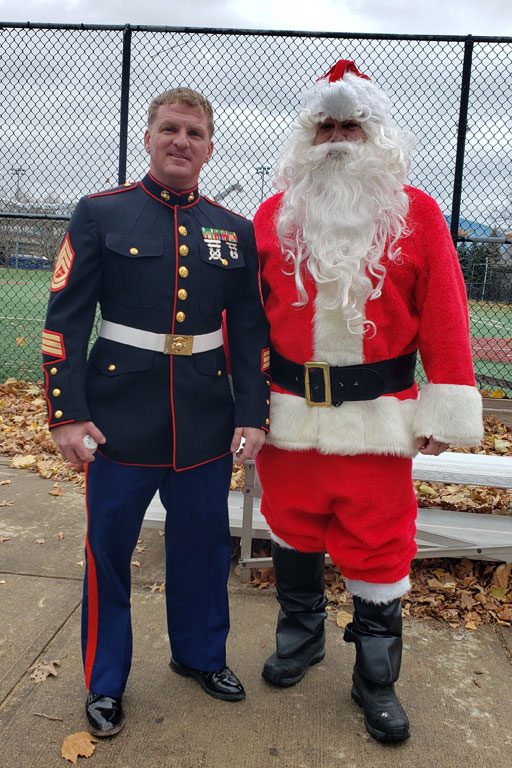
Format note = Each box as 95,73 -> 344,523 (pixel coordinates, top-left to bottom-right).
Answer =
1,23 -> 511,392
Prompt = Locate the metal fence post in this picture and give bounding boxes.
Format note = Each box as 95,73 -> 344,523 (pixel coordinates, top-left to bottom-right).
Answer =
117,25 -> 132,186
449,36 -> 474,245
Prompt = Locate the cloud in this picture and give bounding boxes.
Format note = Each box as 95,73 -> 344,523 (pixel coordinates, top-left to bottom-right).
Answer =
1,0 -> 512,35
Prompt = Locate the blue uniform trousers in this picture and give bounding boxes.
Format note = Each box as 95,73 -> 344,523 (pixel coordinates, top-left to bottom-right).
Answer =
82,451 -> 233,698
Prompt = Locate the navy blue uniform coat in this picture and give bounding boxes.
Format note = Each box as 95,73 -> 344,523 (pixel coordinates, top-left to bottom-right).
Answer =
43,172 -> 270,468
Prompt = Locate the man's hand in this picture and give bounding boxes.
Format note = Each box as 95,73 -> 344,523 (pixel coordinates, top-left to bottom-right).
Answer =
415,436 -> 449,456
51,421 -> 106,470
231,426 -> 266,463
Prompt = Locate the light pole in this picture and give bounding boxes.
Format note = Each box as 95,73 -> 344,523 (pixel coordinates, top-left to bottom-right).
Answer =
214,182 -> 243,203
254,165 -> 271,203
10,167 -> 26,201
9,167 -> 26,269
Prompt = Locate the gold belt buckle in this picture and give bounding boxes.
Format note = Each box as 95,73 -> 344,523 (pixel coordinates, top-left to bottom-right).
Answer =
164,334 -> 194,355
304,361 -> 332,407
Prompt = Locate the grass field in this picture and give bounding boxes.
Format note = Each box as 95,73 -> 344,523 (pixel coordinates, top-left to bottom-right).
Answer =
1,267 -> 511,393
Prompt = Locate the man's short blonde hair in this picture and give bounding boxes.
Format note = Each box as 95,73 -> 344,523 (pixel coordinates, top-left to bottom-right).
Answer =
147,88 -> 214,137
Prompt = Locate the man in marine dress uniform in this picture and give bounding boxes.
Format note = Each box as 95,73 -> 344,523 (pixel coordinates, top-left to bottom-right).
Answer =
43,88 -> 270,736
253,61 -> 483,743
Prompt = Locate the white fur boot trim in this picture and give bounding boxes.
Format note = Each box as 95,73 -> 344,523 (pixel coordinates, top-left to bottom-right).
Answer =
345,574 -> 411,604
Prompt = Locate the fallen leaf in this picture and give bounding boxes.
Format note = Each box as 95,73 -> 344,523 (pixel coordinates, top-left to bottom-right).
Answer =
136,545 -> 148,553
0,479 -> 11,485
61,732 -> 99,765
147,582 -> 165,594
15,336 -> 26,347
25,384 -> 40,395
419,483 -> 438,497
492,562 -> 511,588
29,659 -> 60,683
0,500 -> 14,507
76,560 -> 84,567
489,585 -> 509,602
0,536 -> 13,542
336,609 -> 353,629
11,454 -> 37,469
57,531 -> 64,540
36,538 -> 46,545
131,560 -> 141,568
49,484 -> 63,496
494,438 -> 510,454
0,579 -> 6,584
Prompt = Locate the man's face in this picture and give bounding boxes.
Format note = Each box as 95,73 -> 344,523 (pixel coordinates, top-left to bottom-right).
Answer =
144,103 -> 213,190
314,118 -> 366,145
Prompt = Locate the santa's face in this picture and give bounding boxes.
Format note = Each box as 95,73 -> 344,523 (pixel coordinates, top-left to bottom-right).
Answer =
314,118 -> 366,145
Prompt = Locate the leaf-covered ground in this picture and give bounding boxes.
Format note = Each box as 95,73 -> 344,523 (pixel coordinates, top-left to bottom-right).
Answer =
1,378 -> 511,629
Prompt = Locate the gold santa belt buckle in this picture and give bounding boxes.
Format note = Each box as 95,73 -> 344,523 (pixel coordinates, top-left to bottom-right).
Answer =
163,334 -> 194,355
304,361 -> 332,407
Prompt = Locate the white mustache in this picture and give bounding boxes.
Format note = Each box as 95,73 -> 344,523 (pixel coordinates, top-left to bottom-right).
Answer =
302,141 -> 365,171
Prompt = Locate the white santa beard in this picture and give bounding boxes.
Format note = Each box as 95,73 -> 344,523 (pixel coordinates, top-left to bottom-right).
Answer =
277,139 -> 409,333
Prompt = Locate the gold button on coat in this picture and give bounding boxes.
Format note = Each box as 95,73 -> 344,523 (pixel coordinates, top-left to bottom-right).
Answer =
176,311 -> 185,323
55,410 -> 63,419
129,247 -> 138,255
187,192 -> 194,202
221,259 -> 228,266
178,289 -> 188,300
217,370 -> 222,376
179,266 -> 189,278
50,367 -> 58,375
265,418 -> 270,425
52,388 -> 61,397
179,245 -> 189,257
161,190 -> 170,201
178,226 -> 188,236
108,364 -> 116,371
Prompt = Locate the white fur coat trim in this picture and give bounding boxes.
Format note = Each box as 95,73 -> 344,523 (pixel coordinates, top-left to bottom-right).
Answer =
413,383 -> 483,446
267,391 -> 419,457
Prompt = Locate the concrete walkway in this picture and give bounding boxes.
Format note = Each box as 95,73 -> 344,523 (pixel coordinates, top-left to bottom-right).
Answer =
1,455 -> 511,768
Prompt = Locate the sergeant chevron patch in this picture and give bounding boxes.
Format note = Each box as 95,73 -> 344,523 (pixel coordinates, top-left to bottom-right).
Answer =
51,233 -> 75,292
42,329 -> 65,358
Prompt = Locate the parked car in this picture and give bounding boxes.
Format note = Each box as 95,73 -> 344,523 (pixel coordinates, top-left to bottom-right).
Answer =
8,254 -> 51,270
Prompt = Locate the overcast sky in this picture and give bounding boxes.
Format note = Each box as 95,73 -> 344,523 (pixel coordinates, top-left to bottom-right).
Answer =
1,0 -> 512,36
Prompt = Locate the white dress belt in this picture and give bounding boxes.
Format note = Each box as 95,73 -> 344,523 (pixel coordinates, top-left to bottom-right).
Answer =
98,319 -> 223,356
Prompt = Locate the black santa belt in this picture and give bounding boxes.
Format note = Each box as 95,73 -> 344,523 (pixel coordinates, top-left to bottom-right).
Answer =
271,348 -> 417,407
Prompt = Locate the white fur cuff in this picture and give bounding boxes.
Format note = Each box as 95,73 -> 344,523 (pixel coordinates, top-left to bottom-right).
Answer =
413,383 -> 483,447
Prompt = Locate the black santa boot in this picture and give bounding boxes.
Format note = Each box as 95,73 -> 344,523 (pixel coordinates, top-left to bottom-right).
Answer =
344,596 -> 410,743
262,541 -> 327,687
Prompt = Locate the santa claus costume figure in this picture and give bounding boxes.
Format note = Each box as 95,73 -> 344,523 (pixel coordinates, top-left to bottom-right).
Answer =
253,60 -> 483,743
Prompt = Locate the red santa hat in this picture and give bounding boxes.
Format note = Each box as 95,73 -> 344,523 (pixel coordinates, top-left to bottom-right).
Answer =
301,59 -> 393,127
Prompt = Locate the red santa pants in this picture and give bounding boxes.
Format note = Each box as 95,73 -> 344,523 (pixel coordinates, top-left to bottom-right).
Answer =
256,445 -> 418,585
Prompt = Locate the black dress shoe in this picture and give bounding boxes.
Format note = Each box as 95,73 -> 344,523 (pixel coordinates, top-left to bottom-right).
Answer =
86,692 -> 125,737
170,659 -> 245,701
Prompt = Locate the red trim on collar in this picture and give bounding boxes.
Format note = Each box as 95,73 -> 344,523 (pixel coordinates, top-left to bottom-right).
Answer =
140,180 -> 200,210
148,170 -> 198,196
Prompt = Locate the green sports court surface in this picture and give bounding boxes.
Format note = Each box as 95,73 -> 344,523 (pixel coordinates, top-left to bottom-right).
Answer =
1,269 -> 511,394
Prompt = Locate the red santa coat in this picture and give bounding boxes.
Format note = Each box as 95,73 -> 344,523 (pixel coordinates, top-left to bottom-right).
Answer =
254,186 -> 483,457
